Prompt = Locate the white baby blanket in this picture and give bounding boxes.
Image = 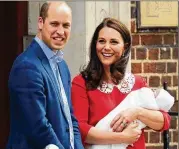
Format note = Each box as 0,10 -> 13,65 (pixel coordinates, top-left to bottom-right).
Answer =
86,87 -> 174,149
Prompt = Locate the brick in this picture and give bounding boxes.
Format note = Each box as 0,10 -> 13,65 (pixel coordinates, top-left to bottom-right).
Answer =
163,34 -> 174,45
132,35 -> 139,46
167,62 -> 177,73
170,117 -> 177,129
168,89 -> 177,101
155,63 -> 166,73
144,62 -> 166,73
144,131 -> 149,143
173,131 -> 178,142
150,131 -> 160,143
172,48 -> 178,59
149,48 -> 159,60
160,48 -> 171,59
169,145 -> 178,149
173,76 -> 178,87
131,47 -> 135,60
171,102 -> 178,112
136,48 -> 147,60
132,63 -> 142,73
161,76 -> 171,87
131,20 -> 136,33
141,35 -> 162,45
146,146 -> 162,149
149,76 -> 160,87
144,62 -> 153,73
169,130 -> 172,140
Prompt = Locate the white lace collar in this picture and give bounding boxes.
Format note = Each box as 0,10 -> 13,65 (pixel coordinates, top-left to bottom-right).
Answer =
97,73 -> 135,94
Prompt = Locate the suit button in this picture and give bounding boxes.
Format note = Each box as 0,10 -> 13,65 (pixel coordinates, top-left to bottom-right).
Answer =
66,127 -> 69,132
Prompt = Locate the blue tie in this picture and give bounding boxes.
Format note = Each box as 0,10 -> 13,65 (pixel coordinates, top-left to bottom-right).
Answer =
51,51 -> 74,149
51,50 -> 64,63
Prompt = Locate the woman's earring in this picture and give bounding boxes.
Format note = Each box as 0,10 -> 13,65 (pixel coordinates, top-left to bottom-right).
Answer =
122,53 -> 125,57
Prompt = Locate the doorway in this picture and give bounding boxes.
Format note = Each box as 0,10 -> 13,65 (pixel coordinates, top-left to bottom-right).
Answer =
0,1 -> 28,148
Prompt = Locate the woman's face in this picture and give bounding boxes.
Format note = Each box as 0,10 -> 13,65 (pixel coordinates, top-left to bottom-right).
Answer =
96,27 -> 125,68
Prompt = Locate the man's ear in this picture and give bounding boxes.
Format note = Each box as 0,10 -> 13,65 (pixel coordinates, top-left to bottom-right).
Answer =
38,17 -> 44,30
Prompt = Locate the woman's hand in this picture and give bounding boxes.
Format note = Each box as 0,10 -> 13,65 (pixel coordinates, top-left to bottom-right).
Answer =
85,122 -> 141,145
110,107 -> 140,132
120,121 -> 142,144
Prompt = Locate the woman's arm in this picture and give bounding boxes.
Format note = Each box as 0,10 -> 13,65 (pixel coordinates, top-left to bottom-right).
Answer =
110,107 -> 170,132
137,108 -> 171,131
110,75 -> 170,132
86,122 -> 141,145
71,76 -> 141,145
134,76 -> 171,131
137,108 -> 165,130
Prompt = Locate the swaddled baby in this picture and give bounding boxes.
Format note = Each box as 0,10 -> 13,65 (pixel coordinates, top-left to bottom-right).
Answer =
86,87 -> 174,149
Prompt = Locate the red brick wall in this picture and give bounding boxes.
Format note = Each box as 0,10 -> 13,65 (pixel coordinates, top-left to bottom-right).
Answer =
131,2 -> 178,149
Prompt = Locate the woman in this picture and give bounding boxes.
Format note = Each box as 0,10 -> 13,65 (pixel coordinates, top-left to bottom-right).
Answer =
71,18 -> 170,149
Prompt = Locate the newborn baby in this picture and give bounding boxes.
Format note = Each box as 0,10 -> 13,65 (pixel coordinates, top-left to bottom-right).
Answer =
86,87 -> 174,149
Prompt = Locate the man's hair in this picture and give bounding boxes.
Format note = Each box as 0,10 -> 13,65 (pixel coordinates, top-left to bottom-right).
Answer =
39,2 -> 71,22
39,2 -> 50,22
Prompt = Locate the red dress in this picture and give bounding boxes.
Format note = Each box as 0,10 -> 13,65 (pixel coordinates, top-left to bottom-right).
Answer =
71,73 -> 171,149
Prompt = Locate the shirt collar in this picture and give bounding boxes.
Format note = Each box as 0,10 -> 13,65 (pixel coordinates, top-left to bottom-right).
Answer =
97,73 -> 135,94
34,36 -> 63,61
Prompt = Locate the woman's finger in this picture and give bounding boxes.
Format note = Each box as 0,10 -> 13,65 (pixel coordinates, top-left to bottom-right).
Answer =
110,114 -> 121,127
115,121 -> 127,132
111,117 -> 124,131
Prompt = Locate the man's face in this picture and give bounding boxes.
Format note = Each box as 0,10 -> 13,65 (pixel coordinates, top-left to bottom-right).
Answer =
38,3 -> 72,51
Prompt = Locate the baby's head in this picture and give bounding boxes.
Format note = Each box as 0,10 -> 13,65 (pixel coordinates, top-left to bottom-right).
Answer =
136,87 -> 174,112
153,88 -> 161,98
154,88 -> 174,112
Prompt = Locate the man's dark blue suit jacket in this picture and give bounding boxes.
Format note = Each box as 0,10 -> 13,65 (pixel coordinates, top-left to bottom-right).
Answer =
6,39 -> 84,149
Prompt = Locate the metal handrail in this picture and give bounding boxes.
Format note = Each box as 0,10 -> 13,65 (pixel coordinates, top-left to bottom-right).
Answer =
168,112 -> 178,116
163,82 -> 178,149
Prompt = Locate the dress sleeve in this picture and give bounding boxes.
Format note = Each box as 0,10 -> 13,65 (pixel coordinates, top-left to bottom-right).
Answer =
159,110 -> 171,131
135,75 -> 171,131
71,75 -> 92,143
135,75 -> 148,88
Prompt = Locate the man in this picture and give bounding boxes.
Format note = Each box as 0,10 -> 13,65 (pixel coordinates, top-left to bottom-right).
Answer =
6,2 -> 84,149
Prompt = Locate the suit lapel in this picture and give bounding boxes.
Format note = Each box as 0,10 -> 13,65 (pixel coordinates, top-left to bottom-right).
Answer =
33,40 -> 66,115
41,58 -> 57,89
41,59 -> 68,118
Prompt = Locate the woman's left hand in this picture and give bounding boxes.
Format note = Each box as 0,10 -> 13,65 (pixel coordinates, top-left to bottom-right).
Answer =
110,107 -> 140,132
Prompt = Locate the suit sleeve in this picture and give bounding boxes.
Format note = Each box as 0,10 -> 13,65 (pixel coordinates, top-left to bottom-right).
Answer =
8,62 -> 64,149
71,75 -> 92,144
63,62 -> 85,149
136,75 -> 171,131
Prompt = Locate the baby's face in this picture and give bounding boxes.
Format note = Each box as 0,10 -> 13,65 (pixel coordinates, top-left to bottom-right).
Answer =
153,88 -> 161,98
